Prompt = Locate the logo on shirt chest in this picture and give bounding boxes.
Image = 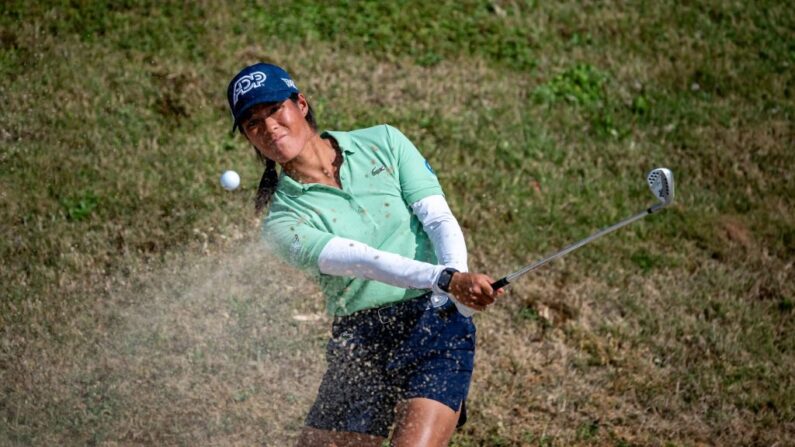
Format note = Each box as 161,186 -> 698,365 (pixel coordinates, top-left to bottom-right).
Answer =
371,166 -> 386,176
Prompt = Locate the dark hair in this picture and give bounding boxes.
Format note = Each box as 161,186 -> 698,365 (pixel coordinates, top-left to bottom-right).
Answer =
252,93 -> 317,214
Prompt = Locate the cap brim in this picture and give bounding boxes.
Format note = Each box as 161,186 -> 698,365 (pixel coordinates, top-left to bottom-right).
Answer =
230,89 -> 296,134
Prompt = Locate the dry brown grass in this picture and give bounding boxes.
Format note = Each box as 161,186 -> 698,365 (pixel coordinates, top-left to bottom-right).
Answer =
2,2 -> 794,445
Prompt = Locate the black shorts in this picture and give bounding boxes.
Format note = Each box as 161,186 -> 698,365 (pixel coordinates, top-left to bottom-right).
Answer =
305,296 -> 476,437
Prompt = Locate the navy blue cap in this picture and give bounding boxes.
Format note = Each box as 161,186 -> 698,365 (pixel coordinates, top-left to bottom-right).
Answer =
227,63 -> 300,132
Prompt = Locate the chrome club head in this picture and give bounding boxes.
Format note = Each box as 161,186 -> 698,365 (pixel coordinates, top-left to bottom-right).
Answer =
647,168 -> 675,206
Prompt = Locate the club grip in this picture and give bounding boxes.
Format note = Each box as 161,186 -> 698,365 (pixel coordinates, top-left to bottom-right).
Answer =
491,277 -> 510,290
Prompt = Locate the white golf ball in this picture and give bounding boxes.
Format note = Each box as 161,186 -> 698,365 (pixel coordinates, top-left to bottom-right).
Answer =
220,170 -> 240,191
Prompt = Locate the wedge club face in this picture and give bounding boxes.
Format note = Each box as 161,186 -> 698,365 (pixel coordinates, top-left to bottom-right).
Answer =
647,168 -> 675,206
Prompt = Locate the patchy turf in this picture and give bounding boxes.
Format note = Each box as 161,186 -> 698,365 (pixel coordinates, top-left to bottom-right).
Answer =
1,1 -> 793,445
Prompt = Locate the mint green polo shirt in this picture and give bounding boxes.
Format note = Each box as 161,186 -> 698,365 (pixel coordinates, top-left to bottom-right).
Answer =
262,124 -> 444,316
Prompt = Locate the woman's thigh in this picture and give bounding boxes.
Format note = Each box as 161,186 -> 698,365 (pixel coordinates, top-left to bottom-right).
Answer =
297,427 -> 385,447
390,397 -> 461,447
299,398 -> 460,447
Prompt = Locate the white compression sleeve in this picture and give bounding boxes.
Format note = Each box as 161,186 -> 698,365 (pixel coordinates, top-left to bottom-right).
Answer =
411,195 -> 477,316
410,195 -> 468,272
318,237 -> 445,291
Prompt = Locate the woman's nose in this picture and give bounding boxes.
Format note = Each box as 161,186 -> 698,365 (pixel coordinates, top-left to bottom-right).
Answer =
264,117 -> 280,136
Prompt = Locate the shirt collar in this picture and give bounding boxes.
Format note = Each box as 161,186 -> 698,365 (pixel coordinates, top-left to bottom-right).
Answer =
278,172 -> 304,197
277,130 -> 355,198
321,130 -> 356,155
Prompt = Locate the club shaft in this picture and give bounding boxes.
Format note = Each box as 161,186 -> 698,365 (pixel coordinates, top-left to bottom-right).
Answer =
492,203 -> 664,289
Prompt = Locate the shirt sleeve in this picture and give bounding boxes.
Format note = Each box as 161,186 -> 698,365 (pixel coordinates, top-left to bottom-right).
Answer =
261,208 -> 334,272
386,125 -> 444,205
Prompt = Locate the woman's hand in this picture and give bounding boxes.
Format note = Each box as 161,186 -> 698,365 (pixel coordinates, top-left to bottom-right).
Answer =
447,272 -> 505,311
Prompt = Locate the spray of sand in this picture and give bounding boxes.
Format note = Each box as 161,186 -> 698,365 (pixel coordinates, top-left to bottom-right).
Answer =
4,237 -> 329,445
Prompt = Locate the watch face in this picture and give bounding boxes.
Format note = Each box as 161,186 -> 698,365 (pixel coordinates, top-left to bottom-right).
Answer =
438,268 -> 457,292
440,271 -> 451,288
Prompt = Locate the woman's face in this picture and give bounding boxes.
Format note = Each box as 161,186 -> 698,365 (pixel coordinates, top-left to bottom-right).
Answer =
241,94 -> 313,164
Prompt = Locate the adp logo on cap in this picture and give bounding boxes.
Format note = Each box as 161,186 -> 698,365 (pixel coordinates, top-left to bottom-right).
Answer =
232,71 -> 267,106
226,63 -> 301,132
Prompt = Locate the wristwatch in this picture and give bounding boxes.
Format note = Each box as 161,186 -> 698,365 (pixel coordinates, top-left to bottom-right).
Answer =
436,267 -> 459,293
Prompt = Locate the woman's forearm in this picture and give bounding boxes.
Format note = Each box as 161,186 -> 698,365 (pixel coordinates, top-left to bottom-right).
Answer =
317,237 -> 446,292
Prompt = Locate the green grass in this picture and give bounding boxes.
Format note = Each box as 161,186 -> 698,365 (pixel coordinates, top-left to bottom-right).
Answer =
2,0 -> 794,445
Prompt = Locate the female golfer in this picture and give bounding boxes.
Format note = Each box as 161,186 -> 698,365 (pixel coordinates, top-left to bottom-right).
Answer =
227,63 -> 503,447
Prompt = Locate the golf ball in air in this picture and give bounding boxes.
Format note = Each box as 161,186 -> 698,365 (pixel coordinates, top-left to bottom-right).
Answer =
220,170 -> 240,191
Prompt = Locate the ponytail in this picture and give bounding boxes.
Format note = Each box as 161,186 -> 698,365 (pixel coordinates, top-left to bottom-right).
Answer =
255,157 -> 278,214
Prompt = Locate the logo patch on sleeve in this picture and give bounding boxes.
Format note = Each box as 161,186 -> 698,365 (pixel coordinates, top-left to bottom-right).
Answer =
425,160 -> 436,175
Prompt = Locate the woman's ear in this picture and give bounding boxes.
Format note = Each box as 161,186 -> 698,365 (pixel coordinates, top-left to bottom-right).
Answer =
296,93 -> 309,117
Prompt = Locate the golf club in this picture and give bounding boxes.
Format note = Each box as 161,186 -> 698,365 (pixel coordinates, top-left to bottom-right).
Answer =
425,168 -> 675,313
490,167 -> 675,290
